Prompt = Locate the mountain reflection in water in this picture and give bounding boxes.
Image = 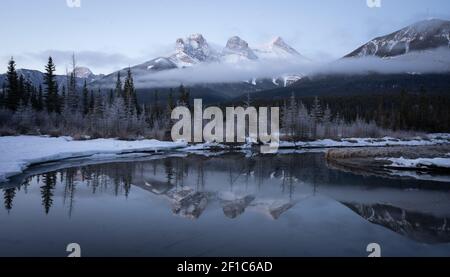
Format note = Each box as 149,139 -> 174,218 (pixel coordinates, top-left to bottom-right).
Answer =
1,153 -> 450,256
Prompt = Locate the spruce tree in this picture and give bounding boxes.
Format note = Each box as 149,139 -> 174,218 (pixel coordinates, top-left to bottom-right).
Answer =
178,85 -> 188,106
23,80 -> 33,106
18,74 -> 25,105
0,83 -> 6,108
310,97 -> 323,139
123,67 -> 138,114
89,90 -> 95,114
60,85 -> 66,111
168,88 -> 174,110
6,57 -> 19,110
94,88 -> 104,116
109,89 -> 114,105
37,85 -> 44,111
30,85 -> 38,110
82,80 -> 89,115
44,57 -> 59,113
115,71 -> 122,98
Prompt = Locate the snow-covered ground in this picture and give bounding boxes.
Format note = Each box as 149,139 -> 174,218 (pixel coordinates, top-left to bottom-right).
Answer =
0,136 -> 187,182
182,134 -> 450,151
279,135 -> 450,149
379,156 -> 450,170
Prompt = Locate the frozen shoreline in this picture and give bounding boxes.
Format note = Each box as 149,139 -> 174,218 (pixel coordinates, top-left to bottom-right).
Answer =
0,136 -> 187,182
182,134 -> 450,151
0,134 -> 449,183
379,156 -> 450,170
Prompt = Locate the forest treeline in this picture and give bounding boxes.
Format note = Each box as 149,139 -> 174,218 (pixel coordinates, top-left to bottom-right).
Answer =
0,56 -> 448,141
0,56 -> 189,139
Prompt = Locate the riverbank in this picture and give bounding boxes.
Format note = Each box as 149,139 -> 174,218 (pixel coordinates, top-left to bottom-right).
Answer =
1,134 -> 449,183
326,145 -> 450,181
0,136 -> 187,182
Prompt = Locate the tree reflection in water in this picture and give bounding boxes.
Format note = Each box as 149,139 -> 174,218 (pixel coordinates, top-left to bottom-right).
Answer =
1,153 -> 450,244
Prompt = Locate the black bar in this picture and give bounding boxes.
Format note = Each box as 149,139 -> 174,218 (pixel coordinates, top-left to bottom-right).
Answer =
0,258 -> 449,274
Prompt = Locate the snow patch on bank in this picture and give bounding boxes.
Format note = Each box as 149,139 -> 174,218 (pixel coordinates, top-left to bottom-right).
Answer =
183,135 -> 450,151
279,135 -> 450,149
380,157 -> 450,169
0,136 -> 187,182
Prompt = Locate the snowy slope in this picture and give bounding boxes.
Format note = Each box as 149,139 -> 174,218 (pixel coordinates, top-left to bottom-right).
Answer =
346,19 -> 450,58
253,36 -> 306,60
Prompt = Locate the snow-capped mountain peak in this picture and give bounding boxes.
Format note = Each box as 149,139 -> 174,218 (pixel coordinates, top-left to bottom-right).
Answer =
222,36 -> 258,62
345,18 -> 450,58
253,36 -> 304,60
270,36 -> 300,56
170,33 -> 218,67
73,66 -> 94,79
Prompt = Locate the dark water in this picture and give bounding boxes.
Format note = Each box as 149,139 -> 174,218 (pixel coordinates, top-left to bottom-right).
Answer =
0,152 -> 450,257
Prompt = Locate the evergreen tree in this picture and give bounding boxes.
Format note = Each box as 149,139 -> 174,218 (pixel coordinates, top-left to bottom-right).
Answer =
310,97 -> 323,138
310,97 -> 323,122
94,88 -> 104,116
108,89 -> 114,105
37,85 -> 44,111
30,85 -> 38,110
18,74 -> 25,105
168,88 -> 175,110
418,86 -> 428,130
123,67 -> 139,114
82,80 -> 89,115
0,83 -> 5,108
178,85 -> 188,106
43,57 -> 59,113
323,104 -> 332,137
60,85 -> 66,111
323,104 -> 332,123
284,93 -> 298,137
89,90 -> 95,114
23,80 -> 33,106
115,71 -> 122,98
6,57 -> 20,110
297,101 -> 310,139
153,90 -> 159,114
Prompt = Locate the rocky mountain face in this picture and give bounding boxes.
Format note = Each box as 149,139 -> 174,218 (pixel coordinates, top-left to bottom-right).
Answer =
343,202 -> 450,244
88,34 -> 305,99
170,33 -> 220,67
254,36 -> 304,60
73,66 -> 94,79
345,19 -> 450,58
222,36 -> 258,62
157,33 -> 304,67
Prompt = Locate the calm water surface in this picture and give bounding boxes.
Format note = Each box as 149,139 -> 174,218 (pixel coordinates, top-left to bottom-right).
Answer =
0,152 -> 449,257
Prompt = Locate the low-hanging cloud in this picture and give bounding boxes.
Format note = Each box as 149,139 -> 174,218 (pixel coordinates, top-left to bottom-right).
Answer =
130,47 -> 450,88
132,56 -> 312,88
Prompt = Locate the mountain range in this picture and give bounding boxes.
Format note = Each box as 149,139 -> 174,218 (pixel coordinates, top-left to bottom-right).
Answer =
1,18 -> 450,102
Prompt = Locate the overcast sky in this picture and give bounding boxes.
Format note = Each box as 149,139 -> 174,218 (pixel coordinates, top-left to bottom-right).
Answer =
1,0 -> 449,74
